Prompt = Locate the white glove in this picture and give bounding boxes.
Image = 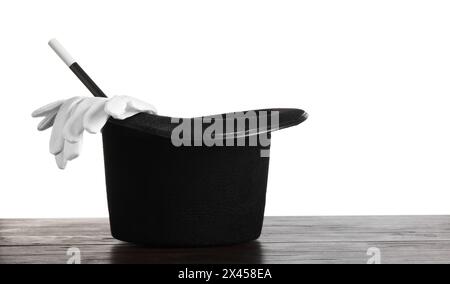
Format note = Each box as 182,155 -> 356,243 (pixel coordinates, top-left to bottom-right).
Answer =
32,95 -> 157,169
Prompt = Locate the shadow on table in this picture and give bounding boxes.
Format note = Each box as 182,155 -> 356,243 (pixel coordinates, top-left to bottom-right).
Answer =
108,241 -> 264,264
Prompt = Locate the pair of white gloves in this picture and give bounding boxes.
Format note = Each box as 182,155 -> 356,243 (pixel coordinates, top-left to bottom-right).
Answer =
32,96 -> 157,169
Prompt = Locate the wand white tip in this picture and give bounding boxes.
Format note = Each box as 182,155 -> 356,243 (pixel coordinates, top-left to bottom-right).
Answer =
48,39 -> 75,67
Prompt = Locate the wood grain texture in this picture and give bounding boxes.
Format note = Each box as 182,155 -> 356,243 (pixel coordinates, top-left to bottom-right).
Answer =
1,216 -> 450,264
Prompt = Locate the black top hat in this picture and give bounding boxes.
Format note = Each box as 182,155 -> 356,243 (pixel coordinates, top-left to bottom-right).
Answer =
102,109 -> 307,246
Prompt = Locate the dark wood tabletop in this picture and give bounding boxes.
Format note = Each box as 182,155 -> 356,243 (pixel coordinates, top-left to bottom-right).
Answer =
1,216 -> 450,264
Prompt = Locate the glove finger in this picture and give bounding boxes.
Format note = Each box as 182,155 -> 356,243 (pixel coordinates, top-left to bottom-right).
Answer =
63,97 -> 99,143
63,139 -> 82,161
32,100 -> 64,117
55,152 -> 67,169
37,112 -> 57,131
50,97 -> 83,155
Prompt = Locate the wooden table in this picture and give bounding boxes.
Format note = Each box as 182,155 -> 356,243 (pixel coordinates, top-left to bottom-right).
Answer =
1,216 -> 450,264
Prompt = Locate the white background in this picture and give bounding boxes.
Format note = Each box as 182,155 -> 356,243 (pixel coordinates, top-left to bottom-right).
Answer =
1,0 -> 450,217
